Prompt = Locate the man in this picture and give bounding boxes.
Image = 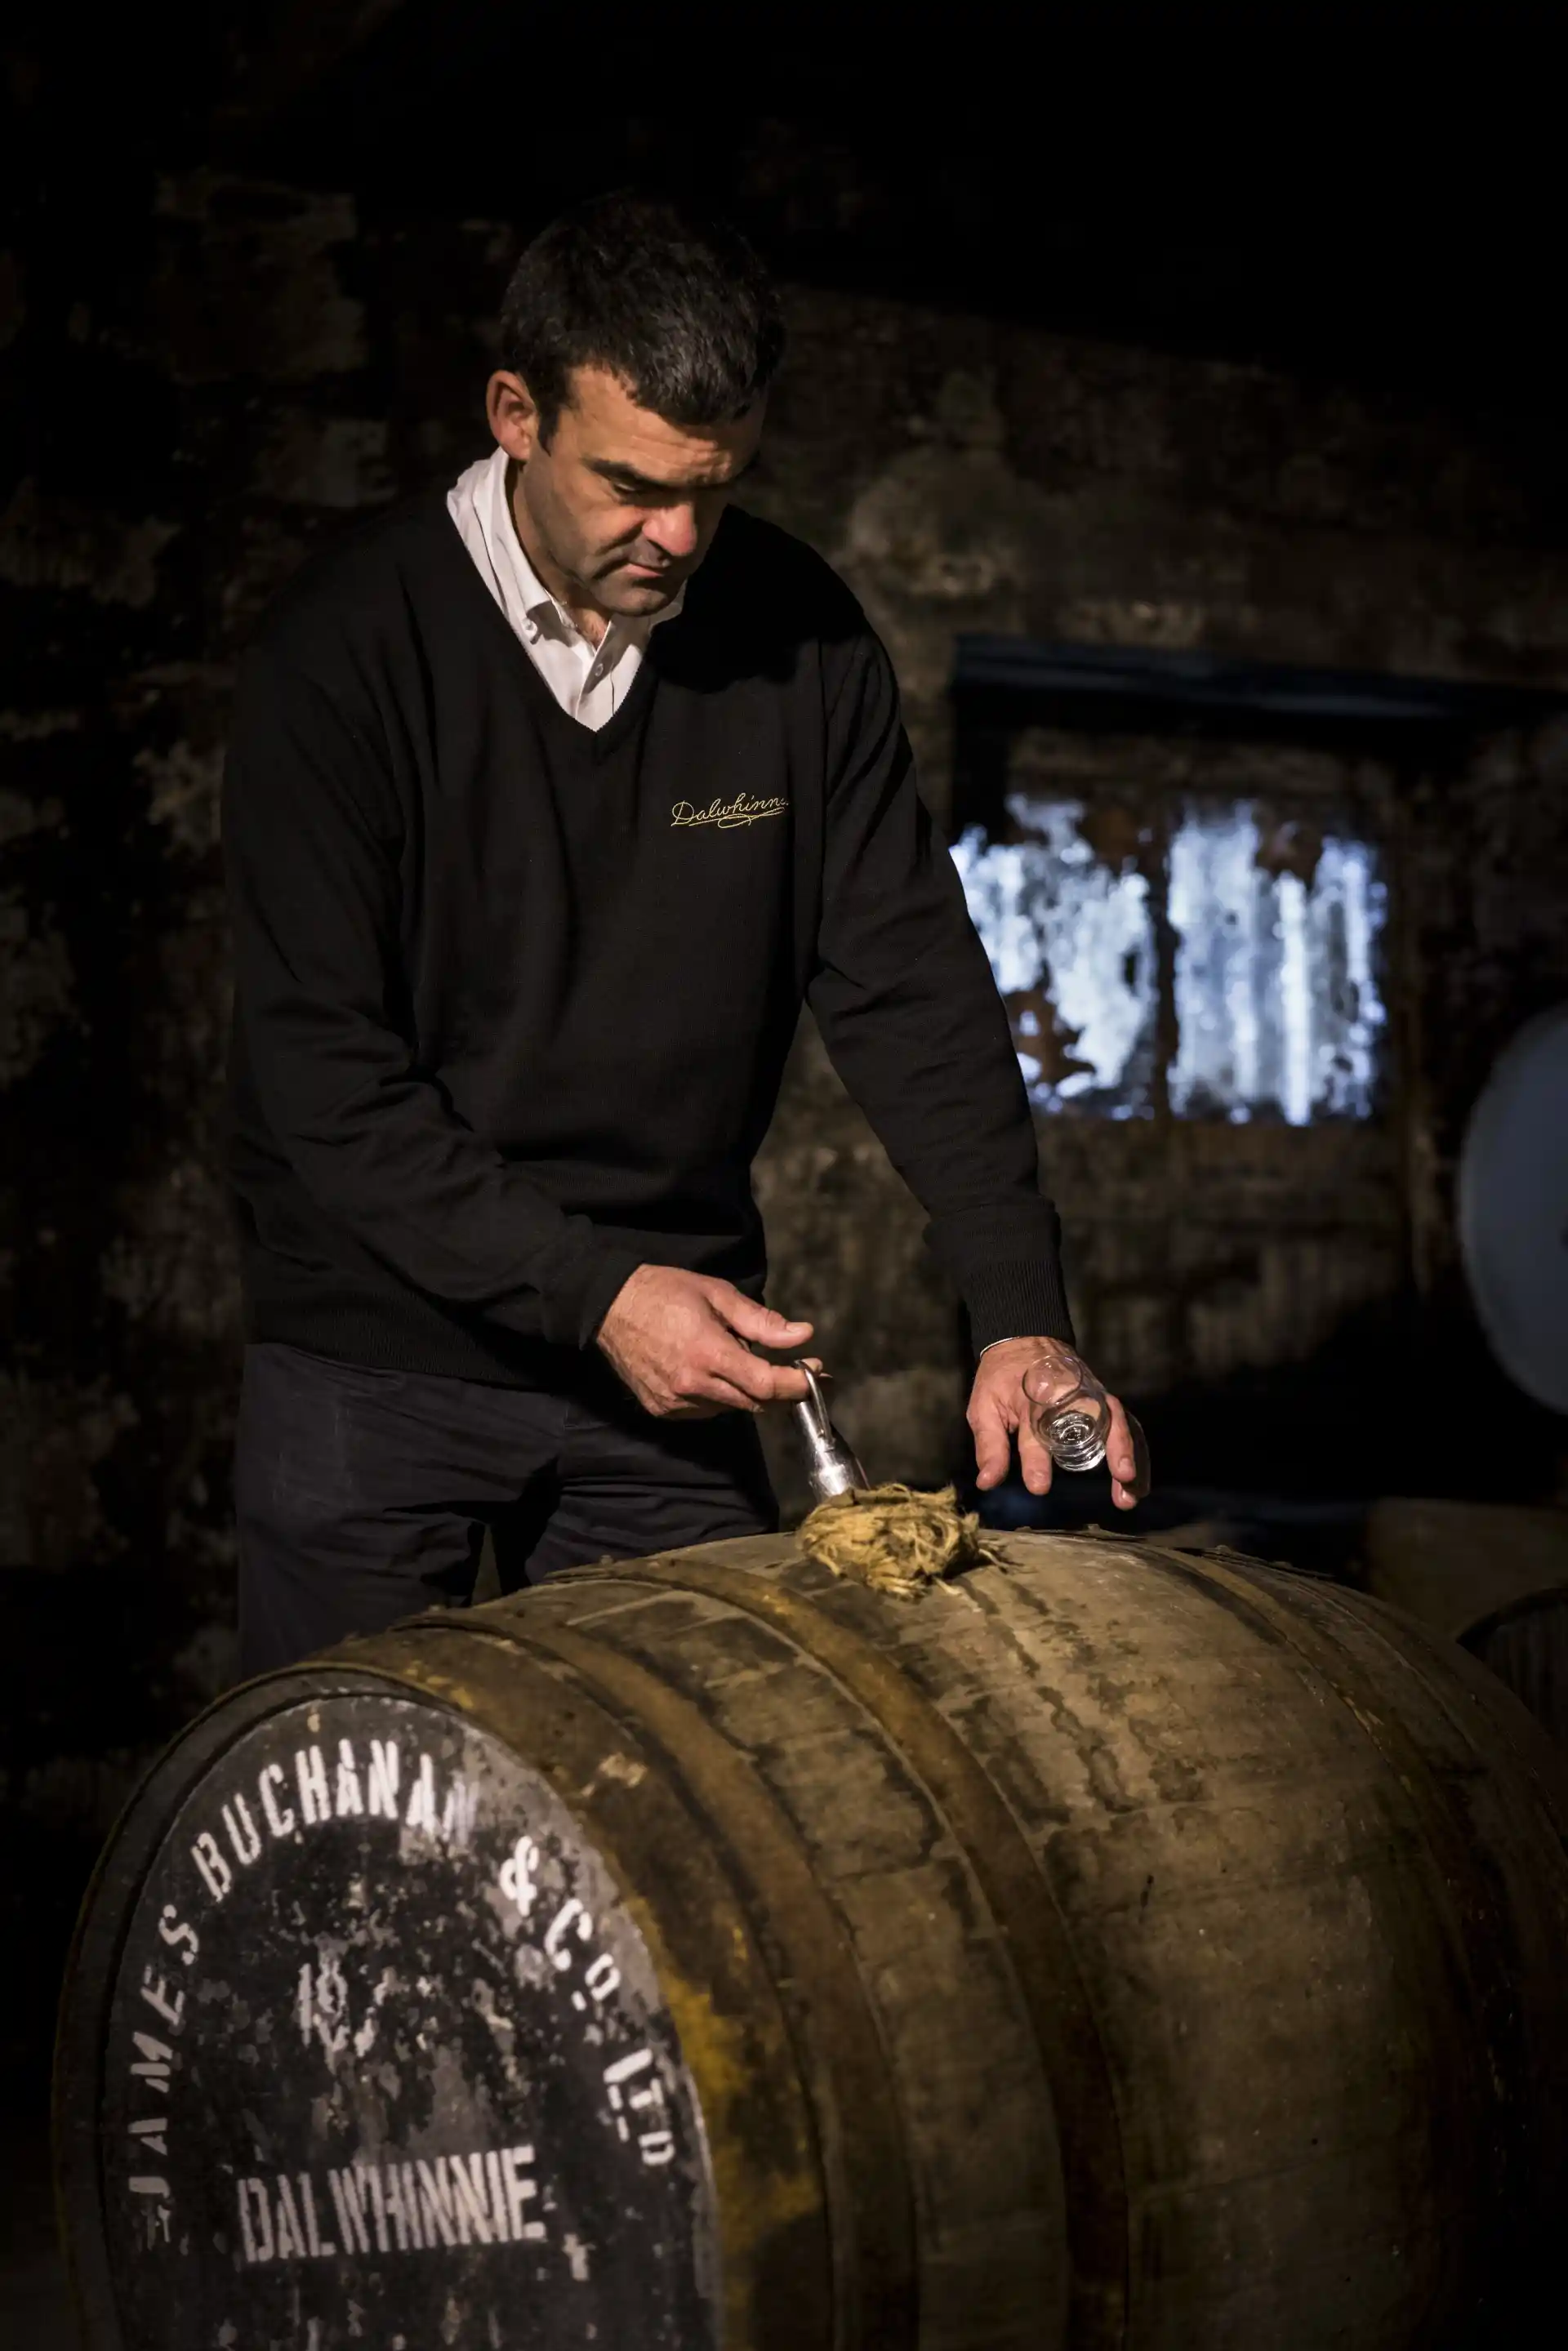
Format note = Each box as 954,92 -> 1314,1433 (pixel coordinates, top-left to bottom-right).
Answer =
224,190 -> 1147,1678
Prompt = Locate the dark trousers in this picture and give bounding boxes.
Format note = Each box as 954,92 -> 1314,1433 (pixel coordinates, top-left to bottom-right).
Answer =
234,1341 -> 777,1677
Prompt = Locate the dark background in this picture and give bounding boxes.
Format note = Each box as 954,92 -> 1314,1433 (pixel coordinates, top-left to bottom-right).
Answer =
5,11 -> 1568,2330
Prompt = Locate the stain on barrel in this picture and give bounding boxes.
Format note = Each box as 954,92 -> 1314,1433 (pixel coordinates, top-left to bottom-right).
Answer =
56,1530 -> 1568,2349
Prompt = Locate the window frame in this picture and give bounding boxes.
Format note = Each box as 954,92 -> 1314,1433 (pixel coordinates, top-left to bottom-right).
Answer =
947,636 -> 1564,1133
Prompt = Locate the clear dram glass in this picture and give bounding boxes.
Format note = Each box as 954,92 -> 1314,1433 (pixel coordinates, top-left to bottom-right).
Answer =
1022,1350 -> 1111,1472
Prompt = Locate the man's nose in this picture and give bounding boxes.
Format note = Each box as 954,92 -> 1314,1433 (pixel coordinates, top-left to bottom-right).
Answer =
644,504 -> 700,561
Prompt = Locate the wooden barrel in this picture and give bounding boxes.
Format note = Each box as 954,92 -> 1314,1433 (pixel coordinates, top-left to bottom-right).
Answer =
56,1529 -> 1568,2351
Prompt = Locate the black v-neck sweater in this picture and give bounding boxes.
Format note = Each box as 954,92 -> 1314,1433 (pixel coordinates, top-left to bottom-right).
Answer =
223,494 -> 1073,1383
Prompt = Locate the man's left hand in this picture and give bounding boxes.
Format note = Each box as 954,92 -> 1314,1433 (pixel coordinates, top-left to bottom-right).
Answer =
969,1337 -> 1151,1511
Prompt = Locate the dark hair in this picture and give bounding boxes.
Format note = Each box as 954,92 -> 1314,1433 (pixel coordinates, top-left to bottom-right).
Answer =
498,191 -> 785,440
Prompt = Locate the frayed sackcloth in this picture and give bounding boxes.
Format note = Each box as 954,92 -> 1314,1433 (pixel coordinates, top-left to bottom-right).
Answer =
796,1483 -> 1001,1599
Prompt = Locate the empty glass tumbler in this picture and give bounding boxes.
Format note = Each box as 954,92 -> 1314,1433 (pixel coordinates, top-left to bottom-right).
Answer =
1022,1349 -> 1112,1472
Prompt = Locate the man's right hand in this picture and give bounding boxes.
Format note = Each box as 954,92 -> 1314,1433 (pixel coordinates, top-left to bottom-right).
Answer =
597,1265 -> 816,1418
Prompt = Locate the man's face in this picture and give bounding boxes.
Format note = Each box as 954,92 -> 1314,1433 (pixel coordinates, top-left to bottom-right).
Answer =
487,363 -> 764,618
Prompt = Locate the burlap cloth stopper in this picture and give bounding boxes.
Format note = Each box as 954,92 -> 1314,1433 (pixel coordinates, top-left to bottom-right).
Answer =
796,1482 -> 1001,1599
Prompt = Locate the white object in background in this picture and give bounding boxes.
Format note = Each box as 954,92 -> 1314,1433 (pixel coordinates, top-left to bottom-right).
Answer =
1458,1004 -> 1568,1414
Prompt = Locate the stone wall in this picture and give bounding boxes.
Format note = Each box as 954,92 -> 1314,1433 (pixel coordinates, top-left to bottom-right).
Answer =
746,292 -> 1568,1509
5,174 -> 1568,2089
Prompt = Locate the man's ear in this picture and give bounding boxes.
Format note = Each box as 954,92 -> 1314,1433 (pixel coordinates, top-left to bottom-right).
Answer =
486,371 -> 541,465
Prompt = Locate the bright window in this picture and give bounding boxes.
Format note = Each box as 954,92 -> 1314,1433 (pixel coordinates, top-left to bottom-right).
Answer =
951,792 -> 1388,1124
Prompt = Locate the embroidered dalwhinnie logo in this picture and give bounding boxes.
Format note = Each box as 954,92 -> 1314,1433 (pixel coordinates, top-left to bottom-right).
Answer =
670,793 -> 788,831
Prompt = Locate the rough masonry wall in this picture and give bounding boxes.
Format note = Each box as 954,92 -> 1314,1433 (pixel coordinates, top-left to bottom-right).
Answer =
5,177 -> 1568,2086
747,293 -> 1568,1507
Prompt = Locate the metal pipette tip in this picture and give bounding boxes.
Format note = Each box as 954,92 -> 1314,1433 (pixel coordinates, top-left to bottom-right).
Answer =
791,1361 -> 867,1505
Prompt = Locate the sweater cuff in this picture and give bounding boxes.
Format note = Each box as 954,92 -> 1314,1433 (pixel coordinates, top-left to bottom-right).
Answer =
960,1258 -> 1076,1356
547,1245 -> 649,1351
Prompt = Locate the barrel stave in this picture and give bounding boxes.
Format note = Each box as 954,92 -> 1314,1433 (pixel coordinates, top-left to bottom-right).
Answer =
969,1539 -> 1567,2345
368,1621 -> 851,2351
511,1567 -> 1069,2351
946,1547 -> 1525,2344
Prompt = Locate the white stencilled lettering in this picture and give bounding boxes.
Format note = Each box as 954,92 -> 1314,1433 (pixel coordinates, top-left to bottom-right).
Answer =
328,2165 -> 373,2255
440,1775 -> 476,1848
296,1954 -> 394,2062
129,2031 -> 172,2090
140,1966 -> 185,2032
358,2162 -> 389,2252
296,1955 -> 350,2056
604,2048 -> 675,2166
157,1904 -> 198,1966
127,1732 -> 690,2280
483,2150 -> 510,2242
235,2147 -> 544,2267
273,2175 -> 305,2262
583,1953 -> 621,2004
237,2179 -> 273,2264
540,1898 -> 638,2033
385,2153 -> 423,2247
384,2163 -> 424,2251
185,1741 -> 483,1921
403,1752 -> 438,1836
221,1794 -> 262,1868
448,2152 -> 497,2244
334,1739 -> 364,1816
544,1899 -> 592,1969
295,1745 -> 330,1825
415,2157 -> 457,2246
258,1762 -> 296,1839
501,2146 -> 546,2241
498,1835 -> 540,1916
129,2171 -> 173,2246
300,2171 -> 334,2258
190,1831 -> 231,1903
368,1741 -> 400,1819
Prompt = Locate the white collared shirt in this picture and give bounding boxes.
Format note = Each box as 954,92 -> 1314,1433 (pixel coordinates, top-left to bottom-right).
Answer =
446,447 -> 684,732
